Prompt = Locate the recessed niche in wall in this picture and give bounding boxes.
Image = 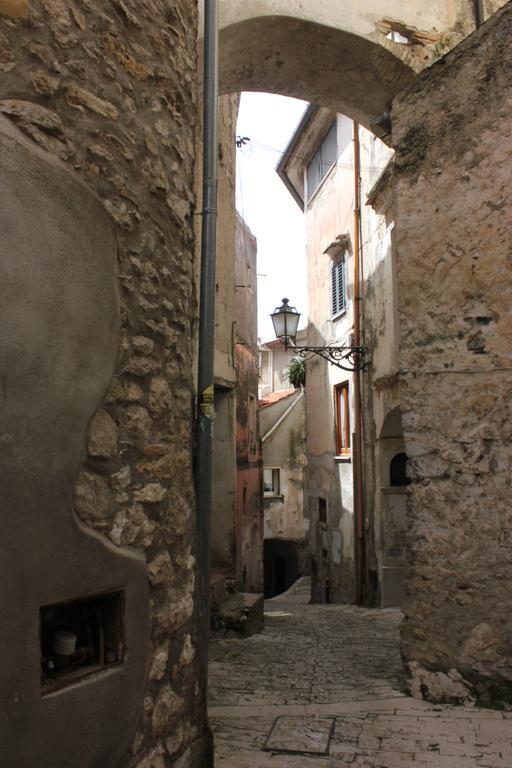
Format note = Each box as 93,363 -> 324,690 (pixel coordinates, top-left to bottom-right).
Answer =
40,591 -> 124,694
318,497 -> 327,525
390,452 -> 410,487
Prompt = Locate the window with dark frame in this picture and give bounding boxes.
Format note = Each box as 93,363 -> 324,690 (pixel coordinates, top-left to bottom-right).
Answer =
263,467 -> 280,496
334,382 -> 351,456
331,255 -> 346,317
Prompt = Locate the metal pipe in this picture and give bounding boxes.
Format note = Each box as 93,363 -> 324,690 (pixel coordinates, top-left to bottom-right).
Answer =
196,0 -> 218,750
474,0 -> 485,27
352,122 -> 365,606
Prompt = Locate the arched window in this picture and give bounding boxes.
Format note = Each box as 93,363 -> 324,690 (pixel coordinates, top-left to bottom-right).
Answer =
390,452 -> 410,486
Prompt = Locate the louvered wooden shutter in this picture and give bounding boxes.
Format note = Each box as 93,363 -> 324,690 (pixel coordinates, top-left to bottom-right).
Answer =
331,262 -> 337,315
331,257 -> 345,316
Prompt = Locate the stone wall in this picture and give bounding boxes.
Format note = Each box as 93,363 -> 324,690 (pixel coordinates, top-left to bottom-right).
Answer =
392,1 -> 512,704
0,1 -> 205,764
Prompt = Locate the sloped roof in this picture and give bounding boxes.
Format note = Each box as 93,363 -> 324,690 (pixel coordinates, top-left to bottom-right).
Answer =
258,387 -> 297,409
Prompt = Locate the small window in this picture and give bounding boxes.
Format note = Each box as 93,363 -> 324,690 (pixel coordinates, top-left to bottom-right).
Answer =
390,452 -> 410,486
331,256 -> 346,317
306,121 -> 338,202
259,349 -> 271,386
263,467 -> 280,496
334,382 -> 350,456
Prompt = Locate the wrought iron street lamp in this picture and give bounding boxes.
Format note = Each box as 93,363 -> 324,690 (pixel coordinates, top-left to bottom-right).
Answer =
270,298 -> 366,372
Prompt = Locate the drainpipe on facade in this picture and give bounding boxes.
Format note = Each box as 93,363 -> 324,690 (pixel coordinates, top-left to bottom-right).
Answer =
196,0 -> 218,756
474,0 -> 485,27
352,122 -> 365,606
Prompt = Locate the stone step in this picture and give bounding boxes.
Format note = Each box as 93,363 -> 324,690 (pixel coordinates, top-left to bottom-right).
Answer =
240,592 -> 264,637
212,592 -> 264,638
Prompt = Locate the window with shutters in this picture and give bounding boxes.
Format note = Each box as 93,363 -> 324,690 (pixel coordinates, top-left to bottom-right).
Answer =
331,256 -> 346,318
306,121 -> 337,202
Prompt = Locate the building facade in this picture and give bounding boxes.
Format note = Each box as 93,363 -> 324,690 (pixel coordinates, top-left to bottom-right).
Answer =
258,328 -> 309,598
234,213 -> 264,592
259,386 -> 308,597
278,106 -> 407,607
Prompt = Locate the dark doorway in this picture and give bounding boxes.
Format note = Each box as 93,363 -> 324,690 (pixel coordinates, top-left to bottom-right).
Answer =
264,538 -> 306,598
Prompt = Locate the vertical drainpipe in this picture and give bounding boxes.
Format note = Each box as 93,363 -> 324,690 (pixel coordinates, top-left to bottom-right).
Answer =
474,0 -> 485,27
196,0 -> 218,750
352,122 -> 365,606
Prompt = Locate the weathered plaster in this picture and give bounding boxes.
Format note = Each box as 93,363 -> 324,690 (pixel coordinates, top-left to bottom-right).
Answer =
260,390 -> 306,542
202,0 -> 460,37
0,114 -> 149,768
197,93 -> 239,586
235,214 -> 263,592
211,388 -> 237,570
213,95 -> 239,390
0,0 -> 26,18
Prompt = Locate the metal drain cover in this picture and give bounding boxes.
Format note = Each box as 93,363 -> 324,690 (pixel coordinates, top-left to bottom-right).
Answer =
264,716 -> 335,756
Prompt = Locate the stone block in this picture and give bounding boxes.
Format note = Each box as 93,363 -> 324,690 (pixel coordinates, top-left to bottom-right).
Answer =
381,566 -> 404,608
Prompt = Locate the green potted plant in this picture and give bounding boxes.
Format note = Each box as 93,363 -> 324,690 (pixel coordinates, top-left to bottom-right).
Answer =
286,358 -> 306,389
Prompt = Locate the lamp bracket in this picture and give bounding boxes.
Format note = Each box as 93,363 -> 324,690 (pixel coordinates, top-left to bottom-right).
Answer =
284,339 -> 366,372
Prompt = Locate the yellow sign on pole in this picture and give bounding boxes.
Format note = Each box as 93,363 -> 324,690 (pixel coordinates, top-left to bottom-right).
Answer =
199,384 -> 215,420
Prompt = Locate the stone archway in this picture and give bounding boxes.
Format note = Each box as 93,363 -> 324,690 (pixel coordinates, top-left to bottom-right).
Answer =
218,16 -> 413,132
197,0 -> 479,131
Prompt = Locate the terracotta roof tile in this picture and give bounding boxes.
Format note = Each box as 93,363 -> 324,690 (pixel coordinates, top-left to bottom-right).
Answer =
258,388 -> 296,409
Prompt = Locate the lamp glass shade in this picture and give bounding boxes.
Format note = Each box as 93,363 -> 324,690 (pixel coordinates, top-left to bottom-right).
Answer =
271,298 -> 300,341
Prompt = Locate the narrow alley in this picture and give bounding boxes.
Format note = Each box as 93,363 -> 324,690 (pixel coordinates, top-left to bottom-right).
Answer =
209,581 -> 512,767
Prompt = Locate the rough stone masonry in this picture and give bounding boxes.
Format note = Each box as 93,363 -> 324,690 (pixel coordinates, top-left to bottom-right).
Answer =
0,0 -> 204,765
392,1 -> 512,706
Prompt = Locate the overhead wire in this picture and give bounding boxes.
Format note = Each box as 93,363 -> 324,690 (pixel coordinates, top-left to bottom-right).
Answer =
236,136 -> 385,176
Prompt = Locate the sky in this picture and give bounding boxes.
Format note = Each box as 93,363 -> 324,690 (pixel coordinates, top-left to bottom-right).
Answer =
235,93 -> 308,343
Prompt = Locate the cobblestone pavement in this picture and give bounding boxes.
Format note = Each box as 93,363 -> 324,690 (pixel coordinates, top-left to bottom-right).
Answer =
209,582 -> 512,767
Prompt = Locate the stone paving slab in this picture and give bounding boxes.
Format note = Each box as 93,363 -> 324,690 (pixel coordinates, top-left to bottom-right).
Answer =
212,704 -> 512,767
210,595 -> 512,767
264,716 -> 335,755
